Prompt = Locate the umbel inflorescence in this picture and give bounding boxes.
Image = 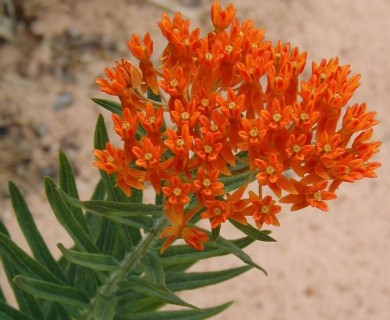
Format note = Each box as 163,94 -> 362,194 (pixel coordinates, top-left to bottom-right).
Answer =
94,1 -> 381,253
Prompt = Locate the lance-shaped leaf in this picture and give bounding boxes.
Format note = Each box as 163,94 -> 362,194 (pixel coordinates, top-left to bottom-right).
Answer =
125,277 -> 197,309
0,221 -> 45,318
0,301 -> 35,320
208,236 -> 267,275
229,219 -> 276,242
166,265 -> 252,292
93,294 -> 118,320
45,177 -> 99,253
14,276 -> 91,310
0,233 -> 63,284
59,151 -> 89,233
58,244 -> 120,272
8,182 -> 66,282
141,251 -> 166,288
116,301 -> 233,320
92,98 -> 122,116
60,191 -> 163,217
160,237 -> 254,267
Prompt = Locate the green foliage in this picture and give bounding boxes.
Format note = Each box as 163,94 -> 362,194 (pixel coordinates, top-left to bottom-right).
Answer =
0,105 -> 271,319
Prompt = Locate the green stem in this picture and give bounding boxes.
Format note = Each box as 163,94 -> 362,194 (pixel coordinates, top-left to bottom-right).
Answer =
105,215 -> 167,295
84,215 -> 168,318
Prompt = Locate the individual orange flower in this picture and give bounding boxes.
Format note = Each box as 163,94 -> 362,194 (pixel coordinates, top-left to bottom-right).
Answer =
243,191 -> 281,229
164,124 -> 194,176
193,168 -> 225,204
163,176 -> 191,205
169,99 -> 201,132
93,142 -> 145,196
255,154 -> 297,197
137,101 -> 164,146
132,138 -> 171,193
238,117 -> 267,169
260,98 -> 292,131
96,59 -> 143,96
203,184 -> 250,228
211,0 -> 237,32
160,224 -> 209,253
128,33 -> 160,94
280,179 -> 337,211
112,108 -> 139,143
194,131 -> 231,175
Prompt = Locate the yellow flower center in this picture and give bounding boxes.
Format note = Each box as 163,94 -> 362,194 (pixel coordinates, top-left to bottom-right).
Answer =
184,38 -> 190,46
324,144 -> 332,153
249,128 -> 259,138
204,145 -> 213,154
300,113 -> 309,121
180,112 -> 190,121
292,145 -> 301,153
273,113 -> 282,122
170,79 -> 179,87
211,124 -> 219,132
313,191 -> 322,201
173,188 -> 182,197
320,72 -> 327,81
228,102 -> 236,110
122,121 -> 131,130
144,153 -> 153,161
214,207 -> 222,215
205,53 -> 213,61
261,206 -> 270,214
203,178 -> 211,188
201,98 -> 210,107
107,156 -> 115,163
176,138 -> 185,146
225,44 -> 234,53
148,116 -> 156,124
266,166 -> 276,175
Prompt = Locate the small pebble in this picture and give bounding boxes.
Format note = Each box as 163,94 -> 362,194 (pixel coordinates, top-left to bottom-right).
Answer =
53,92 -> 74,111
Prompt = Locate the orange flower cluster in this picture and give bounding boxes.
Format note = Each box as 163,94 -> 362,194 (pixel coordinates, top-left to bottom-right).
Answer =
94,1 -> 381,252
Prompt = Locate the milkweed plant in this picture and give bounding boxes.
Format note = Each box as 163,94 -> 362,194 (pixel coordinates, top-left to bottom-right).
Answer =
0,1 -> 381,319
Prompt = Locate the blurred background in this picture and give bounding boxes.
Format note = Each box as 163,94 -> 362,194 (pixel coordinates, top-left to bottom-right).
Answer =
0,0 -> 389,319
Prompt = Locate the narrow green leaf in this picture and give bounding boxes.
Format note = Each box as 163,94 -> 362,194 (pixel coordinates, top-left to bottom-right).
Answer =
60,192 -> 163,217
141,251 -> 166,288
126,277 -> 197,309
0,256 -> 45,318
147,87 -> 162,102
220,169 -> 252,193
0,301 -> 35,320
0,233 -> 63,284
14,276 -> 91,310
208,236 -> 267,275
0,221 -> 45,318
59,151 -> 90,233
116,301 -> 233,320
166,265 -> 252,292
160,237 -> 254,266
229,219 -> 276,242
93,294 -> 118,320
92,98 -> 122,116
8,181 -> 66,282
108,216 -> 154,231
211,224 -> 221,242
58,243 -> 120,272
45,177 -> 99,253
94,114 -> 110,150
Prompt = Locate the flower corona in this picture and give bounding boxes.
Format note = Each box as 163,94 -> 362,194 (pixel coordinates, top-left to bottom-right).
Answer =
94,1 -> 381,253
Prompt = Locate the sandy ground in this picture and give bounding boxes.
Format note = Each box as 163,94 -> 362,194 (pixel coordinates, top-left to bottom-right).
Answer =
0,0 -> 389,319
